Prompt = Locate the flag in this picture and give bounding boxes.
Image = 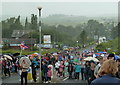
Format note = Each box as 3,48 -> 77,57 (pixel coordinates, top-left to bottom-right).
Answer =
20,41 -> 28,50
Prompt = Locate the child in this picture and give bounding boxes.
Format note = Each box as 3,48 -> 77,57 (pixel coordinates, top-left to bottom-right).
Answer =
47,67 -> 52,83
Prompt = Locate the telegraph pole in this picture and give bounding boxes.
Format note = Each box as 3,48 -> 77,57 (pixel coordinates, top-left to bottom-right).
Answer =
38,7 -> 42,83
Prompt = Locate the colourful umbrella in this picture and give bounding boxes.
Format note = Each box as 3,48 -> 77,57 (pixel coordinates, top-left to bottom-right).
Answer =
4,55 -> 12,60
19,56 -> 31,66
84,57 -> 99,62
74,58 -> 79,63
114,55 -> 120,60
98,51 -> 107,54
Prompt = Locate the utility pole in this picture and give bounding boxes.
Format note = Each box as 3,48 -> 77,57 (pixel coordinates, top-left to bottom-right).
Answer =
38,7 -> 42,83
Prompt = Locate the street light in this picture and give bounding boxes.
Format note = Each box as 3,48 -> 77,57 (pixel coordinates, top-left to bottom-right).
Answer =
56,24 -> 58,44
38,7 -> 42,83
76,41 -> 78,48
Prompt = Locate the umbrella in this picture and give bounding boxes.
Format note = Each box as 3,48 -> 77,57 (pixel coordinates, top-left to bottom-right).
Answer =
84,57 -> 99,62
53,53 -> 58,55
42,57 -> 49,60
83,49 -> 89,53
95,53 -> 101,55
95,54 -> 99,57
98,51 -> 107,54
13,53 -> 20,56
93,54 -> 98,58
32,54 -> 37,57
19,56 -> 31,66
34,53 -> 40,56
74,58 -> 79,63
101,54 -> 104,57
16,56 -> 22,58
4,55 -> 12,60
87,53 -> 93,56
114,55 -> 120,60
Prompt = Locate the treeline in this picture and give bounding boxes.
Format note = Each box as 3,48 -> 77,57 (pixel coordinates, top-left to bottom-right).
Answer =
1,14 -> 115,46
96,23 -> 120,54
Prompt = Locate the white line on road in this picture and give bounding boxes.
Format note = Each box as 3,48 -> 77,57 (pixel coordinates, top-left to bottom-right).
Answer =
63,77 -> 69,81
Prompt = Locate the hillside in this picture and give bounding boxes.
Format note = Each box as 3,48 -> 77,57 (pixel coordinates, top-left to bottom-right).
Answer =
1,14 -> 117,26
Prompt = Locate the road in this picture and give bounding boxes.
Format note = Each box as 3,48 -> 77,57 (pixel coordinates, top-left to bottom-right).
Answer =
2,73 -> 88,84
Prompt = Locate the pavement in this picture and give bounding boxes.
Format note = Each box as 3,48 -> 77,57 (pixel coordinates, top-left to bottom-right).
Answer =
1,69 -> 63,84
1,71 -> 88,84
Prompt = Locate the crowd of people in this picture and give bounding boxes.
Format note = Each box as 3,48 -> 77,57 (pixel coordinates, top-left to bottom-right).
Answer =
1,48 -> 120,85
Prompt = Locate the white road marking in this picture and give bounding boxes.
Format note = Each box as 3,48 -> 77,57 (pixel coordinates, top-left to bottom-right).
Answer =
62,77 -> 69,81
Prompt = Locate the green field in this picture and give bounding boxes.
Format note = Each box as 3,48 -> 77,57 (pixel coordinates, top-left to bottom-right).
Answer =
2,48 -> 60,55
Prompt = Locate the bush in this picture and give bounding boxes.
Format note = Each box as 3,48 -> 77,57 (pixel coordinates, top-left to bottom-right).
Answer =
96,37 -> 120,54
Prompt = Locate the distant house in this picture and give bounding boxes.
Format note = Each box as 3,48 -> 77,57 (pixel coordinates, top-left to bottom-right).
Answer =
98,37 -> 107,44
2,30 -> 36,49
2,38 -> 37,49
12,30 -> 34,39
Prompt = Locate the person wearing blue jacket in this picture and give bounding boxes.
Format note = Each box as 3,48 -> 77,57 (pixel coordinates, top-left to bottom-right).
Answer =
74,63 -> 81,80
91,60 -> 120,85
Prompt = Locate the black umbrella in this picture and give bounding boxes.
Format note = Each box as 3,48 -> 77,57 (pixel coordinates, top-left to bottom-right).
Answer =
13,53 -> 20,56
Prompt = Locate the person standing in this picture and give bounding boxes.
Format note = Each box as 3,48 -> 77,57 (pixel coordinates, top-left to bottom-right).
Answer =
84,61 -> 90,80
74,63 -> 81,80
91,60 -> 120,85
94,56 -> 104,78
4,59 -> 11,77
80,58 -> 85,80
42,61 -> 48,83
20,60 -> 29,85
88,61 -> 96,85
116,59 -> 120,79
68,63 -> 74,79
64,60 -> 69,78
31,60 -> 37,82
48,61 -> 53,79
47,67 -> 52,83
55,60 -> 60,77
107,54 -> 115,60
15,58 -> 19,73
59,61 -> 64,77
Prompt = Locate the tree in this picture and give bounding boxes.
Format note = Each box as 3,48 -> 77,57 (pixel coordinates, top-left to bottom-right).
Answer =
79,30 -> 87,45
14,15 -> 23,30
31,14 -> 38,30
25,17 -> 28,29
111,22 -> 120,39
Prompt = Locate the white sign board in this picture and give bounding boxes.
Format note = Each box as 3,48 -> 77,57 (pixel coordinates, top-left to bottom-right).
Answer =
10,44 -> 20,46
43,35 -> 51,43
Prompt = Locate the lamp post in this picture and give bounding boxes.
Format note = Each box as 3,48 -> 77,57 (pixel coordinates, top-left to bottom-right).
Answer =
76,41 -> 78,49
56,24 -> 58,44
38,7 -> 42,83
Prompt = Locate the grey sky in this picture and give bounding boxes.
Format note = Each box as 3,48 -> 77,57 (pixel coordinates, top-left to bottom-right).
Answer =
2,2 -> 118,18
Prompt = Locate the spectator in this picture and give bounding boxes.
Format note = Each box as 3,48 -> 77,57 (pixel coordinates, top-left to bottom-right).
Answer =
80,58 -> 86,80
42,61 -> 48,83
59,61 -> 64,77
74,63 -> 81,80
84,61 -> 90,80
64,60 -> 69,77
107,54 -> 115,60
55,60 -> 60,77
20,60 -> 29,85
116,59 -> 120,79
94,56 -> 104,78
68,63 -> 74,79
31,58 -> 38,82
47,67 -> 52,83
91,60 -> 120,85
48,61 -> 53,79
88,60 -> 96,85
4,59 -> 11,77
